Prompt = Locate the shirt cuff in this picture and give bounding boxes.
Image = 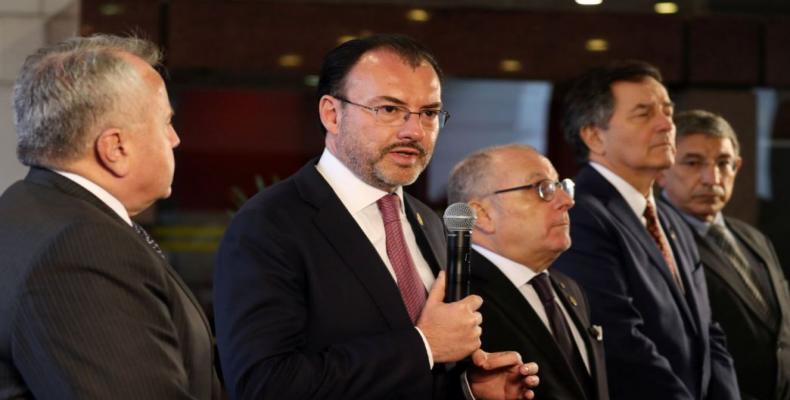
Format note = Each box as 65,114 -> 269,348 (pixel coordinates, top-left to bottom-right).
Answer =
415,326 -> 434,369
461,370 -> 476,400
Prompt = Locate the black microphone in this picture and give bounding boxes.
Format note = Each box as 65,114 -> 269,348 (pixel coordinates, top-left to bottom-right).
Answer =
443,202 -> 476,302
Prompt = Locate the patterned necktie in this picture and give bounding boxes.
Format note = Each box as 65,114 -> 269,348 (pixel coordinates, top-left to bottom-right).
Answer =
133,222 -> 166,260
377,194 -> 426,323
707,224 -> 767,308
644,201 -> 684,292
531,273 -> 590,385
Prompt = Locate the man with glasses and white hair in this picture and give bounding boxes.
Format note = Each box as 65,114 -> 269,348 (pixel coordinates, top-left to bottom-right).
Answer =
0,35 -> 221,399
657,109 -> 790,400
448,144 -> 609,400
214,34 -> 538,400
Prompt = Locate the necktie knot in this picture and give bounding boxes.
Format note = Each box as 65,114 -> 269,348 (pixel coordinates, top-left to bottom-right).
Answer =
643,200 -> 658,223
531,273 -> 555,305
377,194 -> 401,224
707,223 -> 729,246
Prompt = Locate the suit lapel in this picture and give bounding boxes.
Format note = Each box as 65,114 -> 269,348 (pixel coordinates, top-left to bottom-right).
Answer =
696,234 -> 772,328
472,252 -> 588,396
26,168 -> 215,341
551,274 -> 608,399
404,196 -> 444,274
296,162 -> 413,329
578,166 -> 698,335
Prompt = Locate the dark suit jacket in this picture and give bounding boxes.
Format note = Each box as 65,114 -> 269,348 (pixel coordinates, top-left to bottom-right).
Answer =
692,216 -> 790,400
214,159 -> 454,400
553,164 -> 738,400
0,168 -> 221,399
470,250 -> 609,400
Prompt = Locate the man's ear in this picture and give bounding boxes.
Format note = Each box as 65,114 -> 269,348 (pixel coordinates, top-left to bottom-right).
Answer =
732,156 -> 743,176
95,128 -> 130,177
470,200 -> 495,234
580,125 -> 605,156
318,95 -> 342,136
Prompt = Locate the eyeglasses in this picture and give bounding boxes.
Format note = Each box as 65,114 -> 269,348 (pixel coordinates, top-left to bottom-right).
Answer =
333,95 -> 450,129
492,178 -> 575,202
676,158 -> 738,175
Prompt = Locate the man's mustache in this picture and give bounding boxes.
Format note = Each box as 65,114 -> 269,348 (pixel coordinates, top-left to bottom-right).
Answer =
693,186 -> 726,197
380,142 -> 427,157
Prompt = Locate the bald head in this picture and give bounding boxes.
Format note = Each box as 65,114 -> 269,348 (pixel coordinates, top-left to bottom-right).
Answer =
449,144 -> 573,271
448,144 -> 542,204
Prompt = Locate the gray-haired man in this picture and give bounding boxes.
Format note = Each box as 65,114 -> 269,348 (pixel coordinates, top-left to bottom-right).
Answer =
0,35 -> 221,399
658,110 -> 790,400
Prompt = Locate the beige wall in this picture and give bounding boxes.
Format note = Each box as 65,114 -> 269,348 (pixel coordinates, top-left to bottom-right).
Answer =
0,0 -> 79,192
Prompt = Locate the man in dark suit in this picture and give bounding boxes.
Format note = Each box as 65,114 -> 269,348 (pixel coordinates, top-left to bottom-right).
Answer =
0,35 -> 221,398
657,109 -> 790,400
447,144 -> 609,400
214,34 -> 538,400
552,61 -> 739,400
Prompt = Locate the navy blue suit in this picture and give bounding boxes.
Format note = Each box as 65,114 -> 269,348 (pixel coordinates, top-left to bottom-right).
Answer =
553,165 -> 738,400
214,160 -> 456,400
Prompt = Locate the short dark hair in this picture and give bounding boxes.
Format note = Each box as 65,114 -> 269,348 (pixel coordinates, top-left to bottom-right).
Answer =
316,33 -> 442,111
674,109 -> 740,156
562,60 -> 663,163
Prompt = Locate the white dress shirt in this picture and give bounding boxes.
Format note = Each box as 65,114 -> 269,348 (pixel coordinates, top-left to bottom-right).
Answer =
53,169 -> 132,226
473,244 -> 590,372
315,148 -> 436,367
589,162 -> 675,260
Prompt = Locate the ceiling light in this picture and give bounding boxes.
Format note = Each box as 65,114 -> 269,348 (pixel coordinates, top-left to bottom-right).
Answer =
499,59 -> 522,72
585,38 -> 609,52
304,75 -> 319,87
278,54 -> 303,68
337,35 -> 356,45
406,9 -> 430,22
99,3 -> 125,16
575,0 -> 603,5
654,2 -> 678,14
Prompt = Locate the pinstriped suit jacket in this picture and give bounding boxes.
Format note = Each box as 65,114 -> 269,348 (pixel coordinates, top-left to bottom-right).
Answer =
0,168 -> 222,399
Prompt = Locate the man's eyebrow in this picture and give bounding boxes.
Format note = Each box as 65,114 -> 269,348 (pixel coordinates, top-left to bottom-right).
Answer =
371,96 -> 442,109
629,100 -> 674,113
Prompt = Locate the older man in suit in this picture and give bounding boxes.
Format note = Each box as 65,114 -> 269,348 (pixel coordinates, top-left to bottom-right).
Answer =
0,35 -> 221,399
657,109 -> 790,400
552,61 -> 739,399
214,34 -> 538,400
447,144 -> 609,400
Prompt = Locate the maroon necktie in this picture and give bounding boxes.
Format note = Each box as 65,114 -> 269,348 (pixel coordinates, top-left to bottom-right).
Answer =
377,194 -> 426,323
644,201 -> 684,292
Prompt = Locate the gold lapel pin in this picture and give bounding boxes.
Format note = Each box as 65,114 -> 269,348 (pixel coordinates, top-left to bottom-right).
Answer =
416,212 -> 424,226
568,295 -> 578,307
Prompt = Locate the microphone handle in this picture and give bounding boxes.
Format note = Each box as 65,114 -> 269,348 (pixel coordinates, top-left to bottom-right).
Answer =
445,230 -> 471,302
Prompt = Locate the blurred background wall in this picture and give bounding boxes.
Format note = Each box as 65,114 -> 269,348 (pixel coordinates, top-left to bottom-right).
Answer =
2,0 -> 789,315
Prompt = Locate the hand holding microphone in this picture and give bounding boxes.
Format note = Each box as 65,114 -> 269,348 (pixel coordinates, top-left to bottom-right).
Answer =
416,203 -> 480,363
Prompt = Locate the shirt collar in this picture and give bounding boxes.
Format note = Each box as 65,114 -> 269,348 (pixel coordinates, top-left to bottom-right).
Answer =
589,161 -> 651,220
473,244 -> 541,288
315,148 -> 405,215
667,198 -> 724,237
52,169 -> 133,226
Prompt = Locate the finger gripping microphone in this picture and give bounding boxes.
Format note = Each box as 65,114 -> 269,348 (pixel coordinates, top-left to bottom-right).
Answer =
443,203 -> 476,302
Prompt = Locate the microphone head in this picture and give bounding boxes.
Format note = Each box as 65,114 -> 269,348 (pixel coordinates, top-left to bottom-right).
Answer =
443,202 -> 477,232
